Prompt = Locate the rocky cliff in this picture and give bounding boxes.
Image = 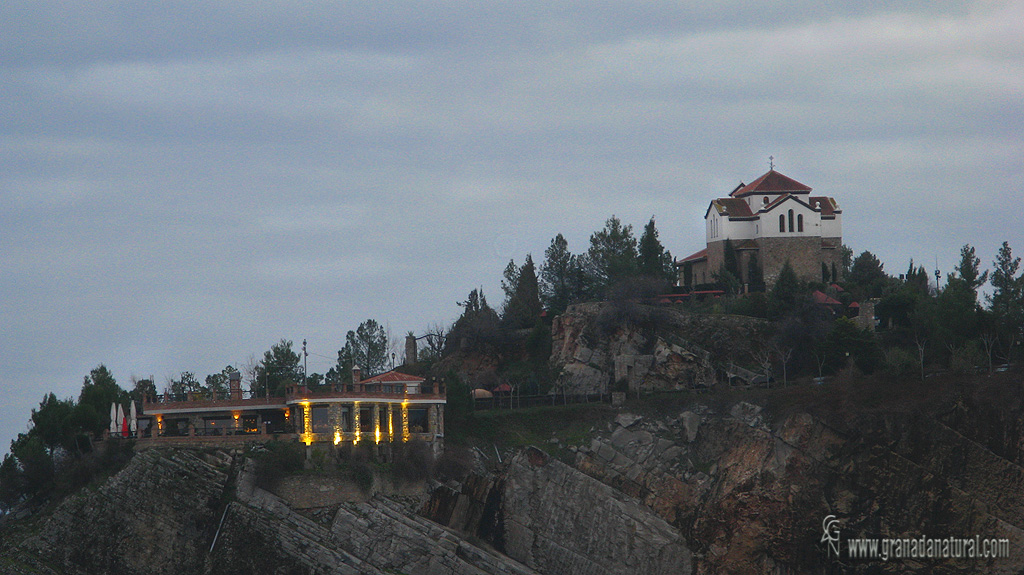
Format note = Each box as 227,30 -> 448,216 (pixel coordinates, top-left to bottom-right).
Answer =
549,303 -> 768,394
423,370 -> 1024,574
4,370 -> 1024,575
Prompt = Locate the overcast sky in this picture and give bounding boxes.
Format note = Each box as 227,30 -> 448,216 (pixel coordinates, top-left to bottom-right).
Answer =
3,1 -> 1022,455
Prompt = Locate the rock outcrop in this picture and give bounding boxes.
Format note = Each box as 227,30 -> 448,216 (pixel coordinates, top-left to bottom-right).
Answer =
549,303 -> 767,394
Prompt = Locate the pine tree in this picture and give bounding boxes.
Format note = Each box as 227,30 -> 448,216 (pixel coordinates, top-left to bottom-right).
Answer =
586,216 -> 638,293
637,217 -> 674,282
955,244 -> 988,304
540,234 -> 574,315
503,255 -> 542,329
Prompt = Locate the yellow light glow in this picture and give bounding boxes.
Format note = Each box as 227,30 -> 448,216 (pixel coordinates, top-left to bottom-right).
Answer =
302,403 -> 312,445
401,402 -> 410,443
375,421 -> 381,444
334,430 -> 341,445
353,401 -> 360,444
388,405 -> 393,442
233,412 -> 240,420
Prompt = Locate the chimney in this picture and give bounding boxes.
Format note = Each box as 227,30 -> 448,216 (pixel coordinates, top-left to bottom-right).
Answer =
352,365 -> 362,384
405,334 -> 417,365
229,371 -> 242,400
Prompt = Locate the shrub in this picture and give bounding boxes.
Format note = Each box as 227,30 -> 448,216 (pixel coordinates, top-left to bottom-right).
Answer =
883,347 -> 917,378
350,460 -> 374,493
392,440 -> 435,483
949,342 -> 985,376
253,440 -> 304,491
435,446 -> 474,482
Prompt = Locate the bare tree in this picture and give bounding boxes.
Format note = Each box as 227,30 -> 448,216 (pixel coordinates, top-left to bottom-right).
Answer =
915,336 -> 927,381
980,331 -> 998,374
752,347 -> 773,388
770,341 -> 794,386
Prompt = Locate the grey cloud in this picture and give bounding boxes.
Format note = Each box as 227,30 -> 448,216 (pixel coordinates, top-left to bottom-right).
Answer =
2,1 -> 1022,454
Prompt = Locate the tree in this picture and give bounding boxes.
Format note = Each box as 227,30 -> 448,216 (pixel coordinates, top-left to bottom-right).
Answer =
7,435 -> 53,498
30,393 -> 75,452
417,323 -> 448,364
935,275 -> 981,350
769,261 -> 802,319
714,239 -> 742,295
821,317 -> 882,374
129,376 -> 157,404
77,365 -> 125,437
955,244 -> 988,303
848,251 -> 888,298
586,216 -> 638,294
256,340 -> 303,397
988,241 -> 1023,362
500,259 -> 520,312
503,254 -> 542,329
540,234 -> 575,315
446,288 -> 501,354
637,217 -> 674,282
204,366 -> 238,397
839,244 -> 854,279
330,320 -> 390,383
723,239 -> 740,279
169,371 -> 202,396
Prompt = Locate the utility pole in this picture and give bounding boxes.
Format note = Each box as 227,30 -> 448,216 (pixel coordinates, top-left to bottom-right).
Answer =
302,339 -> 308,389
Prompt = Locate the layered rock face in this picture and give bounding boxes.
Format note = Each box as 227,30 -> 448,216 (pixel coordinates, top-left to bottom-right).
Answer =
549,303 -> 767,394
13,449 -> 231,575
7,371 -> 1024,575
2,449 -> 541,575
571,402 -> 1024,574
499,448 -> 691,575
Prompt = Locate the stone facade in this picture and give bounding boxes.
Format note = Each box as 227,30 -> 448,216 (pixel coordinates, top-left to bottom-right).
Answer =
755,235 -> 842,286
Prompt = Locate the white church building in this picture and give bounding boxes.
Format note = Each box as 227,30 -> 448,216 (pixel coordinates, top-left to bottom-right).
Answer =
677,169 -> 843,289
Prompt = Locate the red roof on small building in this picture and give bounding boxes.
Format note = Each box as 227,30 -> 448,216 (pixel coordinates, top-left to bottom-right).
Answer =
730,170 -> 812,197
812,290 -> 842,306
359,370 -> 425,384
678,248 -> 708,263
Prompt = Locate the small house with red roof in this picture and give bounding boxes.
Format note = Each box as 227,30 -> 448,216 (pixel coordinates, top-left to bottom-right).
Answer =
677,169 -> 843,289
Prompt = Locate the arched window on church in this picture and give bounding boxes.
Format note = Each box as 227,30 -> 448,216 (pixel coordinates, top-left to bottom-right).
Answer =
788,209 -> 794,233
763,197 -> 769,206
779,214 -> 785,233
797,214 -> 804,232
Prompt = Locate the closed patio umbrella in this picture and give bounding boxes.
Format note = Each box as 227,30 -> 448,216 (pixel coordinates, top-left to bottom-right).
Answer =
116,404 -> 125,438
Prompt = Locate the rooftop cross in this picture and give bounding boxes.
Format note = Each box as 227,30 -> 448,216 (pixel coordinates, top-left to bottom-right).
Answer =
768,155 -> 775,170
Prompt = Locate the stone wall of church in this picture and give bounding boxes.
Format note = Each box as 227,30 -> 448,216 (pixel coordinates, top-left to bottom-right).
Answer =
757,236 -> 842,286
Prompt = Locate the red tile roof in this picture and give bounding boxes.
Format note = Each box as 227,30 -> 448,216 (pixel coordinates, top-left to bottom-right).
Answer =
812,290 -> 842,306
679,248 -> 708,263
730,170 -> 812,197
714,198 -> 755,219
359,370 -> 425,384
809,196 -> 837,215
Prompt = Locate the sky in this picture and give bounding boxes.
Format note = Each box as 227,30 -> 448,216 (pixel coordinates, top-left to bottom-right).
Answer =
3,1 -> 1023,455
